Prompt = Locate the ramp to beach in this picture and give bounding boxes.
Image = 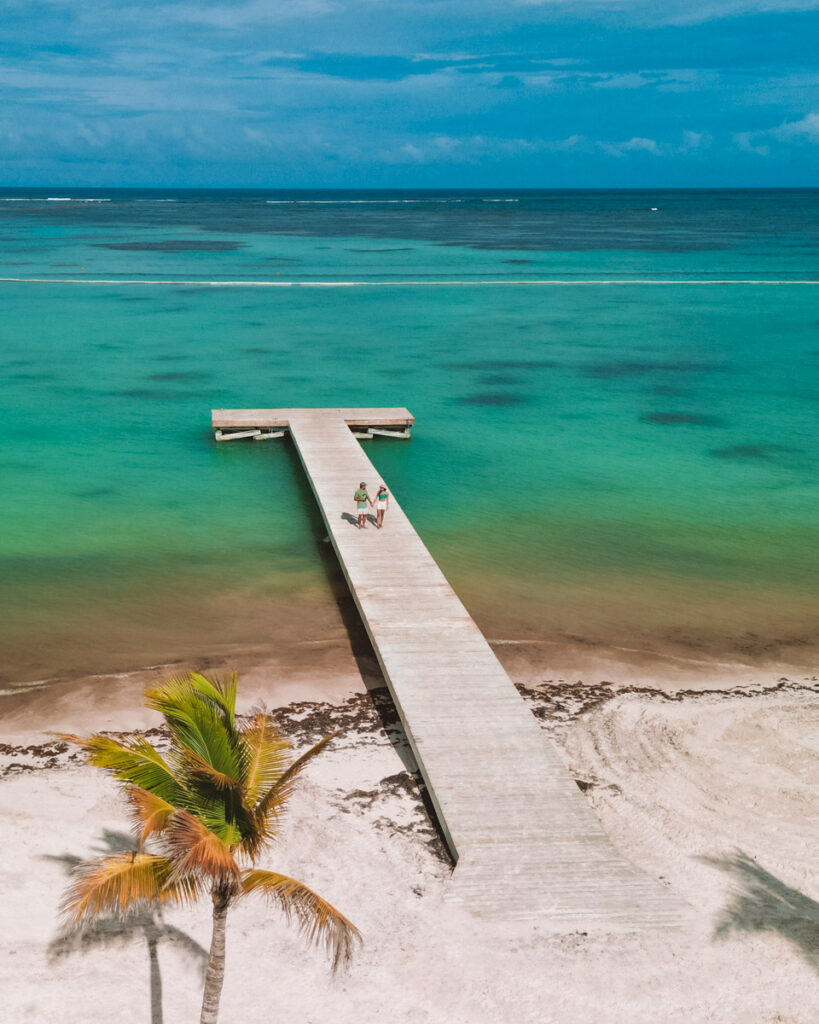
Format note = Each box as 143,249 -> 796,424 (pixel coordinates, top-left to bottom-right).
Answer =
212,407 -> 687,927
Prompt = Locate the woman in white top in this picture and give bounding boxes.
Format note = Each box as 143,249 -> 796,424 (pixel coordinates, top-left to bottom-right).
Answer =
374,484 -> 389,529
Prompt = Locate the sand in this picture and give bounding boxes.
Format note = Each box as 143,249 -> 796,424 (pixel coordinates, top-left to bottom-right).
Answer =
1,639 -> 818,1023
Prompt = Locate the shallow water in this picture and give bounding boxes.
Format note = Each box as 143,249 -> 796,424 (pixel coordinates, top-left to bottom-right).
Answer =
1,190 -> 817,683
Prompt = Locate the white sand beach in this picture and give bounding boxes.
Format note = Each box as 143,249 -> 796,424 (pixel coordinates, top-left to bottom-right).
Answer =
1,641 -> 817,1023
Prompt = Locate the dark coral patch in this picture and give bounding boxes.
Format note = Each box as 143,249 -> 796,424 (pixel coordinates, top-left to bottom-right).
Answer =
584,360 -> 716,379
480,373 -> 522,386
711,444 -> 798,461
10,371 -> 58,381
460,393 -> 526,406
642,413 -> 725,426
74,487 -> 118,499
443,359 -> 557,371
93,240 -> 245,252
111,388 -> 198,401
148,371 -> 210,382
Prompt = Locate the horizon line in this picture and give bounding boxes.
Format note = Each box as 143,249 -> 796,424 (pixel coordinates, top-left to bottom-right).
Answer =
3,185 -> 819,194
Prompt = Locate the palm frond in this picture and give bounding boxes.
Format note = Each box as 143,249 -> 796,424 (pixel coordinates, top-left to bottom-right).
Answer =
238,712 -> 291,805
188,671 -> 237,725
184,792 -> 256,848
241,869 -> 361,971
62,853 -> 202,923
58,734 -> 183,804
146,676 -> 242,787
126,786 -> 178,847
182,748 -> 244,792
146,672 -> 237,731
162,810 -> 240,884
250,733 -> 335,832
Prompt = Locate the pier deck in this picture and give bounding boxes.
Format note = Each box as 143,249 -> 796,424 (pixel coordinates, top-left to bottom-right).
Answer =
212,407 -> 687,926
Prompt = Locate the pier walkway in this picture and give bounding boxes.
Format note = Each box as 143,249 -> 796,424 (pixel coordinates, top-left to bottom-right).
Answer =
212,407 -> 687,926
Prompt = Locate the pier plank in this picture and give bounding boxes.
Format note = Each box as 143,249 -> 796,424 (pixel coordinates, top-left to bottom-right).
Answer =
211,407 -> 688,926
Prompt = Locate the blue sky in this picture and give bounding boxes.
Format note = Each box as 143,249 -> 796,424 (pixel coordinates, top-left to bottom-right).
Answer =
2,0 -> 819,187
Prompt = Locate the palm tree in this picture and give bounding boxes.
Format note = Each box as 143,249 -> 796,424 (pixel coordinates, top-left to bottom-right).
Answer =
60,672 -> 361,1024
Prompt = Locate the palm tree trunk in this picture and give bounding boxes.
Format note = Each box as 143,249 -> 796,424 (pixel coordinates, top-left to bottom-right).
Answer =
200,893 -> 230,1024
147,931 -> 163,1024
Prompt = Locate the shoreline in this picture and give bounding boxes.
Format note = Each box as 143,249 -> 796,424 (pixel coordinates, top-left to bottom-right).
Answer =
3,546 -> 817,705
2,617 -> 814,743
4,544 -> 817,692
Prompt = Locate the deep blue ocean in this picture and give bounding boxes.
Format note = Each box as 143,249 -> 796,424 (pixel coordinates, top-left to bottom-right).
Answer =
1,189 -> 817,685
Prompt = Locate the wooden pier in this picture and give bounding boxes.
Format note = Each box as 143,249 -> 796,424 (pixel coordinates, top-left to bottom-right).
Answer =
212,407 -> 687,926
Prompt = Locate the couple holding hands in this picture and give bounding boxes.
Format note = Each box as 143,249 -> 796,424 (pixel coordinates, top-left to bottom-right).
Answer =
353,482 -> 389,529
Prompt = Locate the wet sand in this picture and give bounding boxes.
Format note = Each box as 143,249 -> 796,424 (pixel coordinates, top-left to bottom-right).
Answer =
2,614 -> 813,739
3,558 -> 817,701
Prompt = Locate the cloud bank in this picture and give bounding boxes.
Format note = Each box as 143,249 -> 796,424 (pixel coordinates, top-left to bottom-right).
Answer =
1,0 -> 818,185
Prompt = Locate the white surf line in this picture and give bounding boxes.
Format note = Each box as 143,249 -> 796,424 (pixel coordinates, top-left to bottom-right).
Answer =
1,277 -> 819,287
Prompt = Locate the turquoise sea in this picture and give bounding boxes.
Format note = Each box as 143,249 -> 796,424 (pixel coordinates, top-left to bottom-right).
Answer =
1,189 -> 817,685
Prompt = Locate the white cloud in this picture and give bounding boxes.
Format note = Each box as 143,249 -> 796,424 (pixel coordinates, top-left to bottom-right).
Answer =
773,110 -> 819,141
681,129 -> 710,150
166,0 -> 337,30
388,133 -> 541,163
383,129 -> 711,163
250,50 -> 306,61
734,110 -> 819,154
411,51 -> 484,62
399,142 -> 424,161
592,72 -> 653,90
734,130 -> 770,155
599,135 -> 664,156
546,133 -> 589,151
511,0 -> 819,24
533,58 -> 586,66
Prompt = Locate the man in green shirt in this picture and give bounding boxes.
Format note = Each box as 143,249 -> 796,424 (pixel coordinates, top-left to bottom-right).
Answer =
353,482 -> 371,529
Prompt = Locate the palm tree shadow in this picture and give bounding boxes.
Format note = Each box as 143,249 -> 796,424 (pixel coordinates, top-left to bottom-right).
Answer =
703,850 -> 819,973
45,831 -> 208,1024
